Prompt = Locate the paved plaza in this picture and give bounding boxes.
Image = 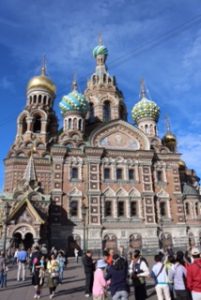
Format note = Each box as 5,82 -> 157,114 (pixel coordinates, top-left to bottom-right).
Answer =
0,258 -> 157,300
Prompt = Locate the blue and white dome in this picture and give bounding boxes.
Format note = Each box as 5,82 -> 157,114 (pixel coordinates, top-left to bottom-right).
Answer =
59,81 -> 89,115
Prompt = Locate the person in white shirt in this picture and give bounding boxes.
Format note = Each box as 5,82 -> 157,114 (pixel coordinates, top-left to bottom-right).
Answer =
151,254 -> 171,300
129,250 -> 150,300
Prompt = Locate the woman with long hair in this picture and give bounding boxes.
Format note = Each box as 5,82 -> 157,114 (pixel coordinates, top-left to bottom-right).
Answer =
105,254 -> 129,300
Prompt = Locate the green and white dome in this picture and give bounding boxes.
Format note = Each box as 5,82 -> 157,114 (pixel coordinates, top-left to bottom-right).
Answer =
132,96 -> 160,124
93,45 -> 108,58
59,81 -> 89,115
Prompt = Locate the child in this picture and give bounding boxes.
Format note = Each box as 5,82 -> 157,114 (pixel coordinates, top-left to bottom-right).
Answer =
92,259 -> 108,300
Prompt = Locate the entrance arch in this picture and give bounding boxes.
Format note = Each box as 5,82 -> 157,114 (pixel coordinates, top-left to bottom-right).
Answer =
24,232 -> 34,249
102,234 -> 117,251
129,233 -> 142,250
67,235 -> 81,256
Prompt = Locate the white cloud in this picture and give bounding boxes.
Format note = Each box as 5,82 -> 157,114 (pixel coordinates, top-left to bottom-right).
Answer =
0,77 -> 14,90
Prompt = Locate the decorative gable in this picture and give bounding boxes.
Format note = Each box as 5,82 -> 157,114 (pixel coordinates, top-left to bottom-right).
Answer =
89,120 -> 150,150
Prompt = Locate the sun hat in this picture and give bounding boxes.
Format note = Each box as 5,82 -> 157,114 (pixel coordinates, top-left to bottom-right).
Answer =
96,259 -> 108,269
191,247 -> 200,256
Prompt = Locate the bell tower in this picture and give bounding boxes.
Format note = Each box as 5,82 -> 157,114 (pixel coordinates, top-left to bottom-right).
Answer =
85,38 -> 127,123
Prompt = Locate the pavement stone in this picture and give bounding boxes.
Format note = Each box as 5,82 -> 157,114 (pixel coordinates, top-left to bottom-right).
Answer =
0,258 -> 157,300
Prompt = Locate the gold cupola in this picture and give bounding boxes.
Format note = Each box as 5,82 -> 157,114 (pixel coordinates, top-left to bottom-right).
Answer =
162,116 -> 177,152
27,62 -> 56,95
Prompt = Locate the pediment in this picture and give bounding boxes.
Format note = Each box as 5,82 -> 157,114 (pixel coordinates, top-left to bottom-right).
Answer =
157,189 -> 169,198
90,120 -> 150,150
116,188 -> 128,197
8,198 -> 44,224
69,187 -> 82,196
103,187 -> 116,197
129,188 -> 141,197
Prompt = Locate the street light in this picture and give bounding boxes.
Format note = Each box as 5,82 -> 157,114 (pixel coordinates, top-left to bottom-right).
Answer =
82,204 -> 88,253
3,202 -> 9,255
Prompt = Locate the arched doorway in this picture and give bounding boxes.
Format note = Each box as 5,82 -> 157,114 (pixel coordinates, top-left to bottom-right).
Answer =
129,233 -> 142,250
13,232 -> 23,248
159,232 -> 173,251
102,234 -> 117,251
24,232 -> 34,249
67,235 -> 81,256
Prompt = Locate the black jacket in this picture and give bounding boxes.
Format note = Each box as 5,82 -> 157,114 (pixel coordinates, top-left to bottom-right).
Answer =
82,255 -> 94,274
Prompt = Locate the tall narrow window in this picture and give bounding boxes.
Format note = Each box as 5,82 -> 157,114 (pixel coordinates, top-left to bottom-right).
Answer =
105,201 -> 112,216
103,101 -> 111,122
71,167 -> 78,179
78,119 -> 82,130
33,115 -> 41,133
195,203 -> 199,216
116,168 -> 123,180
70,200 -> 78,216
160,202 -> 166,216
104,168 -> 110,180
129,169 -> 135,180
118,201 -> 125,217
131,202 -> 137,216
22,117 -> 27,134
89,103 -> 94,122
185,203 -> 190,215
157,170 -> 163,182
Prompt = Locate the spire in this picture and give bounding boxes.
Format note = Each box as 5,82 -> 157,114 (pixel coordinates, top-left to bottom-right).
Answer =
165,115 -> 171,132
72,73 -> 78,91
23,149 -> 37,184
139,79 -> 148,99
41,55 -> 47,76
98,33 -> 103,45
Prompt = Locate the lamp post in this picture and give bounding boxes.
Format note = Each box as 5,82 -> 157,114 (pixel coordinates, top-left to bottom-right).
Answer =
82,204 -> 88,253
3,202 -> 9,255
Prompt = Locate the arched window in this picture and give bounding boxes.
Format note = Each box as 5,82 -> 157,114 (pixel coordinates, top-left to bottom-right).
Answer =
43,95 -> 47,105
78,119 -> 82,131
185,202 -> 190,216
33,114 -> 42,133
89,103 -> 94,122
38,95 -> 42,104
103,101 -> 111,122
160,202 -> 166,216
119,105 -> 125,120
70,200 -> 78,217
68,118 -> 72,129
73,118 -> 77,130
33,95 -> 37,104
22,116 -> 27,134
145,124 -> 148,134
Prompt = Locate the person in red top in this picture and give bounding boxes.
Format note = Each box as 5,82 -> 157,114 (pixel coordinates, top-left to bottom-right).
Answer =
106,249 -> 114,266
187,247 -> 201,300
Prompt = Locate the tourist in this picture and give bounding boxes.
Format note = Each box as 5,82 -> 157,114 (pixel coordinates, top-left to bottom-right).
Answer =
56,251 -> 66,283
151,254 -> 171,300
74,248 -> 79,264
187,247 -> 201,300
171,251 -> 189,300
165,255 -> 176,300
129,250 -> 149,300
105,254 -> 129,300
13,248 -> 19,265
82,250 -> 95,298
32,255 -> 46,299
92,259 -> 108,300
47,254 -> 60,299
17,245 -> 28,281
106,249 -> 114,266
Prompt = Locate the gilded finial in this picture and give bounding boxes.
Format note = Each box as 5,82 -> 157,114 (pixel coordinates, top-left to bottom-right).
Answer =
139,79 -> 147,99
41,55 -> 47,76
98,33 -> 103,45
30,145 -> 37,157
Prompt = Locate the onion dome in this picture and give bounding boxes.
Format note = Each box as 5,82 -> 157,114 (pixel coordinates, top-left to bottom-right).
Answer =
132,81 -> 160,124
27,65 -> 56,95
162,117 -> 177,152
59,80 -> 89,115
178,160 -> 186,169
93,44 -> 108,58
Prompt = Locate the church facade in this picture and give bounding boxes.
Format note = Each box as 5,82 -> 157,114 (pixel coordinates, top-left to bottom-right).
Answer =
0,42 -> 200,254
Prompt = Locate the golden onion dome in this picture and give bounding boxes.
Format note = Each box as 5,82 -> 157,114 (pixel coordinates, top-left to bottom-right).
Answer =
162,132 -> 176,143
178,160 -> 186,169
27,66 -> 56,95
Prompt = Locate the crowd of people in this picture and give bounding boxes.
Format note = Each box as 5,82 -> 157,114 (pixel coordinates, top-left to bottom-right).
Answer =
1,244 -> 201,300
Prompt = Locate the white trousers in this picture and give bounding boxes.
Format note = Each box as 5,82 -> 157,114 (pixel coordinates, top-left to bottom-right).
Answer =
17,261 -> 26,281
155,284 -> 171,300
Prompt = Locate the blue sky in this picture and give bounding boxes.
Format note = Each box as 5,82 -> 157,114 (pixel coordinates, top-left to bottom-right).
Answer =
0,0 -> 201,189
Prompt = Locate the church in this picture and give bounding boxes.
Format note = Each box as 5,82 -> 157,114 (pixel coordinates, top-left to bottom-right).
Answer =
0,41 -> 200,254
